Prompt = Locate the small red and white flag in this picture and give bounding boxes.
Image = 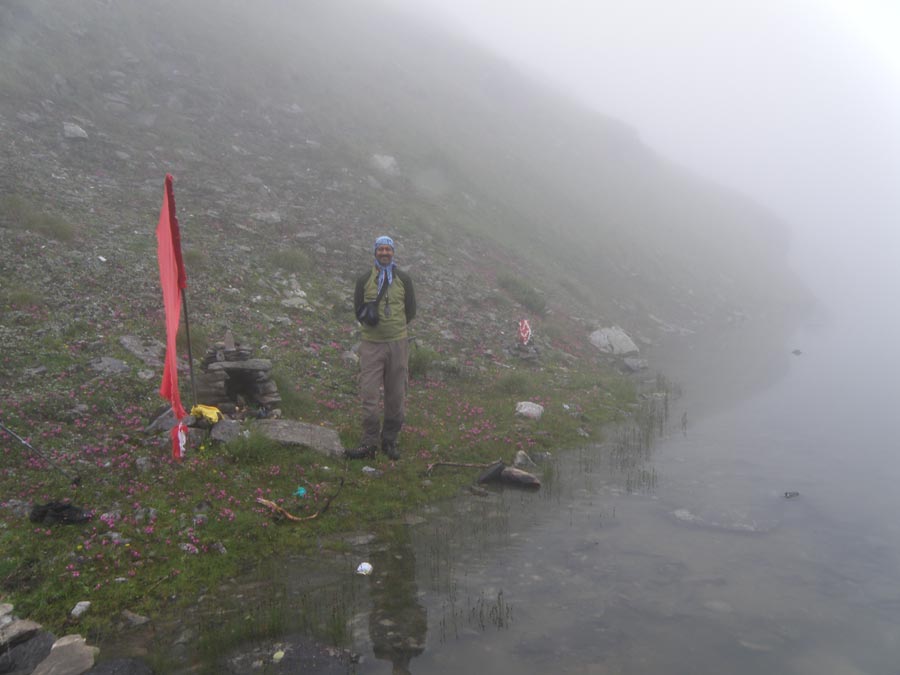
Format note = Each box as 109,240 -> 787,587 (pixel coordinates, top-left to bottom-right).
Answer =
172,422 -> 188,461
518,319 -> 532,346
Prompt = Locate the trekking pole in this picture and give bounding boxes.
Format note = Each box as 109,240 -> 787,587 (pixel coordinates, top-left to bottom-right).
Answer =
0,421 -> 81,486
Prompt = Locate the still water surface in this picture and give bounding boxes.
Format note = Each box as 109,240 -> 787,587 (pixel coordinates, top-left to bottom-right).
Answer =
347,315 -> 900,674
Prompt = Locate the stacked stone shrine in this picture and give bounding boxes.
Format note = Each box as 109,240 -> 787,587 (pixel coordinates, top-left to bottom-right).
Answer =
195,333 -> 281,415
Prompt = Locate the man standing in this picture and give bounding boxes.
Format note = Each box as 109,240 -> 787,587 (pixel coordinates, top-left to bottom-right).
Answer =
347,236 -> 416,460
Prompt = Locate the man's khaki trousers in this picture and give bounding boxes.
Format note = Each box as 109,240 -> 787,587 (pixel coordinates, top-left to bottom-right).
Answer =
359,339 -> 409,447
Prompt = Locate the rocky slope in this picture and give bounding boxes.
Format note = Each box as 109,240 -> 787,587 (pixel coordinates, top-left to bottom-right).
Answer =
0,0 -> 810,394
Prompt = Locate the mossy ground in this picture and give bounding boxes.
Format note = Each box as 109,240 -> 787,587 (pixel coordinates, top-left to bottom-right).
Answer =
0,337 -> 639,645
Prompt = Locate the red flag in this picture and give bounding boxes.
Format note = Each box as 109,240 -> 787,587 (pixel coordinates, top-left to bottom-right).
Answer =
156,174 -> 188,458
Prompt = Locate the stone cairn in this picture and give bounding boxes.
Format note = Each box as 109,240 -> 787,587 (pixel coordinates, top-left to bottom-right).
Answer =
195,332 -> 281,415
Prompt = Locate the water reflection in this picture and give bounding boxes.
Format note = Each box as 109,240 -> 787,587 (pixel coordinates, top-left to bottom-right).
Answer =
367,527 -> 427,674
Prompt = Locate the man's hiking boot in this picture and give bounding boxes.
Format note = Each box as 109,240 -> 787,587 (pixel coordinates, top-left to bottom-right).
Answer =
345,444 -> 377,460
382,441 -> 400,461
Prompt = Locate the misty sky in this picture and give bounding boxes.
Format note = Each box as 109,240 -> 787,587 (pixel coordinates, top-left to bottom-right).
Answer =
388,0 -> 899,325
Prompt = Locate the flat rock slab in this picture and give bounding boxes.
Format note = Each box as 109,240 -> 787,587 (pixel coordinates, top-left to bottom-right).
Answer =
252,420 -> 344,457
208,359 -> 272,372
0,618 -> 42,649
89,357 -> 130,375
0,629 -> 55,673
210,419 -> 243,443
32,634 -> 97,675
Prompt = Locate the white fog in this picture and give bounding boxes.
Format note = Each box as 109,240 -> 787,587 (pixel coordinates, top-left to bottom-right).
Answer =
390,0 -> 900,332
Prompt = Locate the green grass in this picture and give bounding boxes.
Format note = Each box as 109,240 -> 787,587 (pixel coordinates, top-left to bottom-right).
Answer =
0,194 -> 77,242
0,283 -> 43,309
271,371 -> 320,419
497,271 -> 546,314
182,247 -> 210,271
269,248 -> 313,275
176,322 -> 209,356
408,344 -> 440,379
493,371 -> 536,395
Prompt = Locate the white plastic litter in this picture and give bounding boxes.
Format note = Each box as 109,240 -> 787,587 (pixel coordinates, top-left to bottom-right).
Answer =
356,562 -> 373,576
